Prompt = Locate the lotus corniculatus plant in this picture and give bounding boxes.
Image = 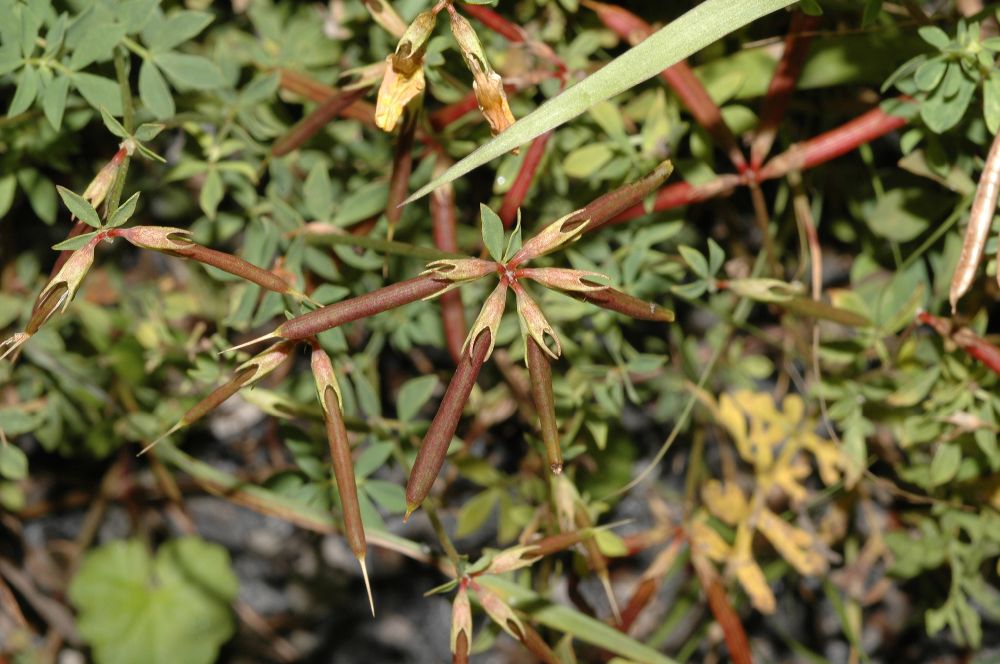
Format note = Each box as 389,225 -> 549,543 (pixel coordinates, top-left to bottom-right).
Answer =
403,201 -> 674,519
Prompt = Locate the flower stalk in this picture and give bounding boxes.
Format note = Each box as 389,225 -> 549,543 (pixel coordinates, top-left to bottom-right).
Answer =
430,155 -> 469,364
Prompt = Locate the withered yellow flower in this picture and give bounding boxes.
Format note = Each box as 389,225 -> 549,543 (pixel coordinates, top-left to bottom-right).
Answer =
448,7 -> 515,136
375,10 -> 436,131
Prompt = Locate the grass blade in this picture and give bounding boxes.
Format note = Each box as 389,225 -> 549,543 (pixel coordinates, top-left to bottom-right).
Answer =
404,0 -> 796,204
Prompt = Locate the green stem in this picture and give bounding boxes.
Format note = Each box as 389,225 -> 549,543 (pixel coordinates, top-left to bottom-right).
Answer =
105,47 -> 134,216
121,37 -> 153,61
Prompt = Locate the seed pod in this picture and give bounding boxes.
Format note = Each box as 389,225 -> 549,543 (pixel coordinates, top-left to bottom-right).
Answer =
448,6 -> 515,136
423,258 -> 497,283
140,341 -> 296,454
476,585 -> 525,640
516,267 -> 609,293
277,274 -> 448,341
404,330 -> 491,519
508,210 -> 589,267
570,160 -> 673,232
525,336 -> 562,474
450,582 -> 472,664
513,282 -> 560,361
35,237 -> 98,320
462,280 -> 507,359
571,284 -> 675,322
951,129 -> 1000,311
321,375 -> 373,616
83,147 -> 128,211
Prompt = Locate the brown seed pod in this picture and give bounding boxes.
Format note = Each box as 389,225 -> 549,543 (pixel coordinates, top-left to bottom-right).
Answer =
950,129 -> 1000,312
404,330 -> 492,519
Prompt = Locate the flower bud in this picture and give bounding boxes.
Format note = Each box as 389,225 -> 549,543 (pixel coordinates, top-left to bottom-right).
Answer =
463,280 -> 507,359
513,283 -> 560,360
508,211 -> 589,266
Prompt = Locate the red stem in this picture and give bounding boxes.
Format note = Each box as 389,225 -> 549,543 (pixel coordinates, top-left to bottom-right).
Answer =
918,311 -> 1000,377
750,12 -> 821,171
759,104 -> 908,181
277,68 -> 377,126
461,3 -> 566,74
696,564 -> 753,664
610,175 -> 741,223
272,87 -> 370,156
499,131 -> 552,228
430,156 -> 468,365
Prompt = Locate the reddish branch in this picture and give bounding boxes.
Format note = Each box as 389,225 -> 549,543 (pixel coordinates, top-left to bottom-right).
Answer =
272,87 -> 370,156
277,69 -> 377,126
499,131 -> 552,227
918,311 -> 1000,377
750,12 -> 821,170
460,3 -> 566,74
430,156 -> 468,364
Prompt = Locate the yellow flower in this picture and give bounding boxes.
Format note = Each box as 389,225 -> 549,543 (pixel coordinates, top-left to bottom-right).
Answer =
375,56 -> 425,132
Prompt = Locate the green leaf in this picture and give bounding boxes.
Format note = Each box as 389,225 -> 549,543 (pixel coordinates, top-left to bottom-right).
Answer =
154,52 -> 224,90
354,442 -> 394,478
0,444 -> 28,480
480,204 -> 504,261
107,192 -> 141,228
503,212 -> 522,262
404,0 -> 797,204
984,74 -> 1000,135
303,162 -> 333,220
146,11 -> 214,52
199,169 -> 224,219
100,107 -> 130,138
914,57 -> 946,92
139,59 -> 174,119
918,25 -> 950,50
929,444 -> 961,487
397,375 -> 439,422
0,174 -> 16,218
52,231 -> 101,251
8,66 -> 39,117
41,75 -> 69,129
69,537 -> 238,664
56,186 -> 101,229
134,122 -> 165,142
478,576 -> 677,664
563,143 -> 615,179
73,73 -> 124,116
678,245 -> 709,278
456,489 -> 499,537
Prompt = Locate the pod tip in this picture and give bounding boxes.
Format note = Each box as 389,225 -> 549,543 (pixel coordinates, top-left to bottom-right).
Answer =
359,557 -> 375,617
